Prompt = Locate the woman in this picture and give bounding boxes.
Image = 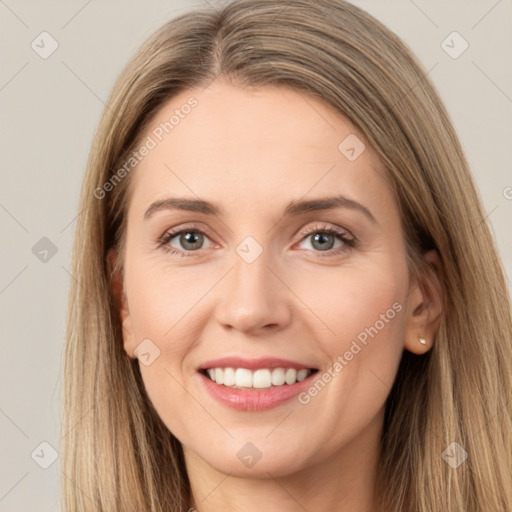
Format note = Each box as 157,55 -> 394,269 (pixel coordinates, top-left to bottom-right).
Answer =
61,0 -> 512,510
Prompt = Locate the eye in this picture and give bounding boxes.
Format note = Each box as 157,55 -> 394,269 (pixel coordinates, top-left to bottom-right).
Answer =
159,225 -> 215,256
295,224 -> 355,256
158,223 -> 355,257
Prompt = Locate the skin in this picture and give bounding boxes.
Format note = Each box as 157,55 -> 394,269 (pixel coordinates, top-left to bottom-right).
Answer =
111,78 -> 444,512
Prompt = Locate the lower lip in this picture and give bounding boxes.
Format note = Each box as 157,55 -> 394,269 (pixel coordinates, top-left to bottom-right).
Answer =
198,371 -> 317,412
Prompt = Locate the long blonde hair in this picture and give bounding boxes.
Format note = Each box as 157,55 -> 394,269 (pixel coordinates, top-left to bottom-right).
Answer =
61,1 -> 512,510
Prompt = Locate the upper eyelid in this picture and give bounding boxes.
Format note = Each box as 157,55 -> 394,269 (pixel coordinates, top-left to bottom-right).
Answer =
163,222 -> 214,238
297,222 -> 353,237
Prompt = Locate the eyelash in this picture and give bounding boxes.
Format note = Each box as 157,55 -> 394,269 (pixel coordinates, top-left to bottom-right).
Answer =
158,223 -> 356,258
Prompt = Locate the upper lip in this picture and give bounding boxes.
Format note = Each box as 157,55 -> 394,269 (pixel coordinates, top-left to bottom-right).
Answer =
198,356 -> 317,371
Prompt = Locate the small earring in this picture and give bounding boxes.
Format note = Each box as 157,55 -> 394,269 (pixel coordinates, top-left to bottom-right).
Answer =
419,337 -> 427,345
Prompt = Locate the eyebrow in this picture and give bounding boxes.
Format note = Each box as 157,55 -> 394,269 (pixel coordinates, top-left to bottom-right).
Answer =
143,195 -> 377,224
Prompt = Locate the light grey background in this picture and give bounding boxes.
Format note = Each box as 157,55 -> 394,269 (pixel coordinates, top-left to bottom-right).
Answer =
0,1 -> 511,510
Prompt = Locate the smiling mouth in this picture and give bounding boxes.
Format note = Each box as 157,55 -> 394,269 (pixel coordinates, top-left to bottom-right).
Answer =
200,367 -> 319,390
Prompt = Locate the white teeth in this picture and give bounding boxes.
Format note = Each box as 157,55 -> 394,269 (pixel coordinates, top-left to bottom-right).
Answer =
253,369 -> 272,389
223,367 -> 236,387
204,367 -> 313,388
297,369 -> 309,382
271,367 -> 285,386
285,368 -> 297,385
235,368 -> 252,388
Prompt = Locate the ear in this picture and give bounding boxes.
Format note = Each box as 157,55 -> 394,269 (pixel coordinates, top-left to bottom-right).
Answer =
107,248 -> 137,359
403,249 -> 445,355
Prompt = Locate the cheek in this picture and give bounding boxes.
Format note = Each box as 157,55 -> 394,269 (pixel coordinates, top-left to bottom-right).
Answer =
286,257 -> 408,390
125,258 -> 208,348
283,262 -> 407,447
125,269 -> 203,439
123,258 -> 214,430
295,262 -> 405,336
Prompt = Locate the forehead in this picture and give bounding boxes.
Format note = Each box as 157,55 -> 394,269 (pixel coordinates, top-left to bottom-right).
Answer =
128,80 -> 392,217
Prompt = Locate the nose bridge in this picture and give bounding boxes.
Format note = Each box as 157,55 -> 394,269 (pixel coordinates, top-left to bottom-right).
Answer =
215,237 -> 291,333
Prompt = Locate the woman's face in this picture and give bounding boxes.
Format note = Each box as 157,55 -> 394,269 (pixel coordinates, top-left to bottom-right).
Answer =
115,79 -> 427,478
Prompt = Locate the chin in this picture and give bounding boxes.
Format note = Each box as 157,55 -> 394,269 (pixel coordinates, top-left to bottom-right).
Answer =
189,438 -> 312,478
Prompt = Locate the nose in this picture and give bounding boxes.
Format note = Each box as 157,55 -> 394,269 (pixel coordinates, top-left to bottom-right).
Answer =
214,247 -> 292,335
